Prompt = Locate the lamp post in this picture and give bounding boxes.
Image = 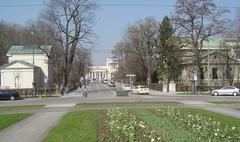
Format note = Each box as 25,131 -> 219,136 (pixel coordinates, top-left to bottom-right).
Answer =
207,39 -> 210,90
31,26 -> 36,98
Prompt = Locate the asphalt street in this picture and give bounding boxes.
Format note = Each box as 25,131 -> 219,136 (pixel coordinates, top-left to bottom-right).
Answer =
0,83 -> 239,142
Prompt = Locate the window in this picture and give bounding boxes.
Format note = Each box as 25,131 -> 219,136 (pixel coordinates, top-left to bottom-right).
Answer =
212,68 -> 218,79
200,68 -> 204,79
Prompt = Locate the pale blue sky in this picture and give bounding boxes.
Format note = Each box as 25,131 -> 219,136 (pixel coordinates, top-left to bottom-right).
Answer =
0,0 -> 240,65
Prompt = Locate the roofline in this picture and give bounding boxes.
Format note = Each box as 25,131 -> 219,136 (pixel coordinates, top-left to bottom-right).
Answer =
0,60 -> 39,69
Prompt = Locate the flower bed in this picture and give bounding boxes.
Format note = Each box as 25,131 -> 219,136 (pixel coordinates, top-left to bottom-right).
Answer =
98,109 -> 162,142
154,107 -> 240,142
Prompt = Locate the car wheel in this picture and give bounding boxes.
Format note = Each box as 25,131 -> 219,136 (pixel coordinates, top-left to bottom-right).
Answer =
233,92 -> 238,96
213,91 -> 218,96
10,96 -> 15,100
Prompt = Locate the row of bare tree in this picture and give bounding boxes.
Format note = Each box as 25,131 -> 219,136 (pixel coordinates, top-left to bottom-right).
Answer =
113,0 -> 240,85
0,0 -> 96,87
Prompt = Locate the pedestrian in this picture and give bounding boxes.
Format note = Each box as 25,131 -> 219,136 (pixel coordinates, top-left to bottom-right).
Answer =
79,82 -> 82,89
60,84 -> 65,96
83,87 -> 88,99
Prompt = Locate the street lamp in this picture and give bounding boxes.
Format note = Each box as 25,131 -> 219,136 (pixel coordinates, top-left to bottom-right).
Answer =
207,39 -> 210,88
31,26 -> 36,97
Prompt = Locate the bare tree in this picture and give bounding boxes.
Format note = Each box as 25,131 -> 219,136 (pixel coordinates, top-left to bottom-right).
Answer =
0,22 -> 23,65
174,0 -> 229,83
41,0 -> 96,86
113,17 -> 159,83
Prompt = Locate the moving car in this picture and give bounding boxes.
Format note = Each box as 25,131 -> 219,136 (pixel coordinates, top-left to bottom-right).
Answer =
0,90 -> 21,100
133,85 -> 149,94
108,81 -> 115,87
211,86 -> 239,96
122,84 -> 131,92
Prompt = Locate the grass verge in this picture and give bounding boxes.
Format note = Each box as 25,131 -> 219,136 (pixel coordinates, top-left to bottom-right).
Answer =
209,101 -> 240,104
43,110 -> 99,142
177,93 -> 210,95
0,113 -> 31,130
0,105 -> 45,110
78,101 -> 181,106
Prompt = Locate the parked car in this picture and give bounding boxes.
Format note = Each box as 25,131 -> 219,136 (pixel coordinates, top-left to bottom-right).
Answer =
122,84 -> 131,92
108,81 -> 115,87
0,90 -> 21,100
211,86 -> 239,96
133,85 -> 149,94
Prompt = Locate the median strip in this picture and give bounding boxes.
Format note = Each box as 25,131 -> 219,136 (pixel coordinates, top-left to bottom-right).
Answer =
0,105 -> 45,111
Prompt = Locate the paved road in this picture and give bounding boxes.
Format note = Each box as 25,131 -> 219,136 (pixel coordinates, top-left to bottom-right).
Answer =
0,83 -> 240,142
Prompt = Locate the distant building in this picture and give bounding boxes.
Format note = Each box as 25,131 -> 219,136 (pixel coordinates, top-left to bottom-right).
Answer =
0,45 -> 53,89
87,58 -> 118,80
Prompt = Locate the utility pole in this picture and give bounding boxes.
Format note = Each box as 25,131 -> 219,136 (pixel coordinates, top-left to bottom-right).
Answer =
147,46 -> 151,88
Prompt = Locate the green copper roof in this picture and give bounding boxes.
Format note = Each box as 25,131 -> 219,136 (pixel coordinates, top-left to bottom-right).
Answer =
7,45 -> 52,55
182,38 -> 224,50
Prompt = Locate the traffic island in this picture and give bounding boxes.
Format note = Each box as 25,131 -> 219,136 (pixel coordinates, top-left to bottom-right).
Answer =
116,90 -> 128,96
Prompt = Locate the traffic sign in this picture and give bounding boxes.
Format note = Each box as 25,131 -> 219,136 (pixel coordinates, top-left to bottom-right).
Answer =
126,74 -> 136,77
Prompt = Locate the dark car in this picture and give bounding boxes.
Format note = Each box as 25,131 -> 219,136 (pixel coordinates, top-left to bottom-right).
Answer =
0,90 -> 21,100
108,81 -> 115,87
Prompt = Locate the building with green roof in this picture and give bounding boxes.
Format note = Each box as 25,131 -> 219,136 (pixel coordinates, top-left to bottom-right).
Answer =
0,45 -> 53,89
178,38 -> 240,87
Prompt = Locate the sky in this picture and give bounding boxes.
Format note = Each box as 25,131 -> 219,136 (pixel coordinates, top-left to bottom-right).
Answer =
0,0 -> 240,65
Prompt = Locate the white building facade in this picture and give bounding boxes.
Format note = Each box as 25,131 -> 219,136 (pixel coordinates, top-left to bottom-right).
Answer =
0,45 -> 53,89
87,58 -> 118,80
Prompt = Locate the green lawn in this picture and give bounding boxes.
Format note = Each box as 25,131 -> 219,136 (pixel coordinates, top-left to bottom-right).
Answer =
0,105 -> 44,110
43,108 -> 240,141
0,113 -> 31,130
43,110 -> 99,142
209,101 -> 240,104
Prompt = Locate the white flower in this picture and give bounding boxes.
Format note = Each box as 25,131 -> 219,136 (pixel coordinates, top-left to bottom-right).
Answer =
151,138 -> 155,142
215,133 -> 218,136
232,127 -> 235,130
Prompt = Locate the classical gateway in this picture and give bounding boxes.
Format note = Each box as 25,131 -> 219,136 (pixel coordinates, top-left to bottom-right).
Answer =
87,58 -> 118,81
0,45 -> 53,89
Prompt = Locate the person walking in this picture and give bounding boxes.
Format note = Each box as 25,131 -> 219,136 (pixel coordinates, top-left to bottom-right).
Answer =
60,84 -> 65,96
83,87 -> 88,99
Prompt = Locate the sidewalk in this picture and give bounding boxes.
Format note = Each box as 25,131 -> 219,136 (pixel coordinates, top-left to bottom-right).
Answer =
149,89 -> 176,96
0,112 -> 66,142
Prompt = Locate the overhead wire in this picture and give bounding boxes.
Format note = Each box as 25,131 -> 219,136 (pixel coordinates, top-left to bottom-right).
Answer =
0,3 -> 239,9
